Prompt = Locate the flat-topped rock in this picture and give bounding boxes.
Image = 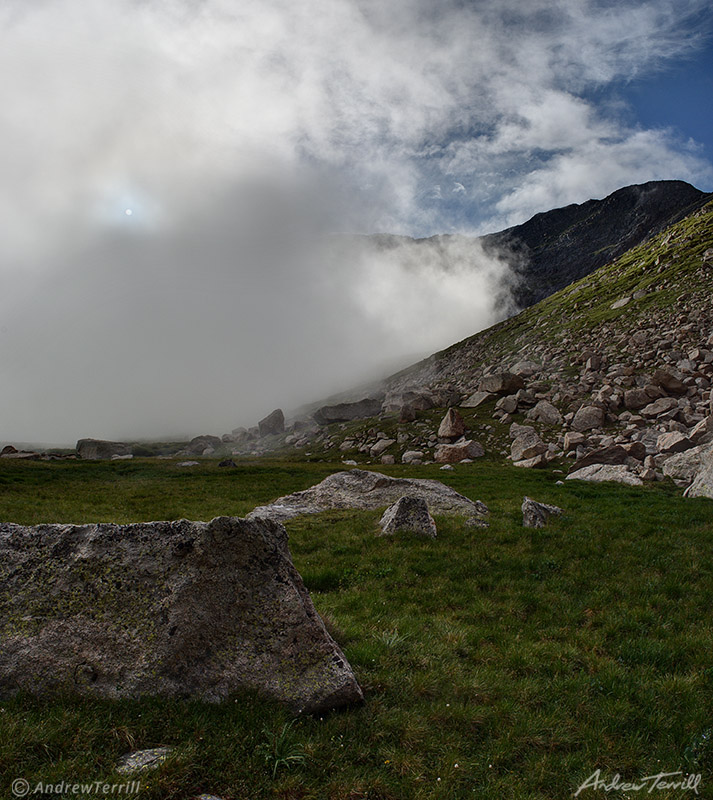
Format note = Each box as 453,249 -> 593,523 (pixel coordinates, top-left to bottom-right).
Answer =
248,469 -> 488,523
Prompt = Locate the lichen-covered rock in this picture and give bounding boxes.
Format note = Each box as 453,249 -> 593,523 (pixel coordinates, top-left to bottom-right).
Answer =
378,496 -> 437,538
663,443 -> 713,483
685,468 -> 713,499
522,497 -> 563,528
683,444 -> 713,499
116,747 -> 174,775
248,469 -> 488,522
0,516 -> 363,714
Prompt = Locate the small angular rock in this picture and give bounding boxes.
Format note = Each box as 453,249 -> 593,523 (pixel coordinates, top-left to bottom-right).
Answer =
522,497 -> 563,528
378,495 -> 437,538
437,408 -> 466,440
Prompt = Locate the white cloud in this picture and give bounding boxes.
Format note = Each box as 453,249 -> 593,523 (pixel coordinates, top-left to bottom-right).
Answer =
492,130 -> 713,227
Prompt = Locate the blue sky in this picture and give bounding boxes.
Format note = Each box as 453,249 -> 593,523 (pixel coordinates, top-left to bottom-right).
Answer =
622,35 -> 713,169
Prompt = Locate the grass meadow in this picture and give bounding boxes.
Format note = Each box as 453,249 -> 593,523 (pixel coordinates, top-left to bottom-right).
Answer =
1,457 -> 712,799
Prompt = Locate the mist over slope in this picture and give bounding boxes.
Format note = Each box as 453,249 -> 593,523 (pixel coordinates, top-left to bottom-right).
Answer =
382,195 -> 713,400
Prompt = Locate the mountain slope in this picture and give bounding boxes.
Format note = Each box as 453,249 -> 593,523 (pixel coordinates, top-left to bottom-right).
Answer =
387,198 -> 713,401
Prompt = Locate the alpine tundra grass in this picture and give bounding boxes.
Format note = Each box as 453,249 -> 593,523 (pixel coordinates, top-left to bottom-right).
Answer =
1,457 -> 712,799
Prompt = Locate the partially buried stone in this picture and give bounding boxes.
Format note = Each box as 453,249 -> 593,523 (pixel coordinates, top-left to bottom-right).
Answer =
116,747 -> 173,775
522,497 -> 563,528
378,496 -> 437,538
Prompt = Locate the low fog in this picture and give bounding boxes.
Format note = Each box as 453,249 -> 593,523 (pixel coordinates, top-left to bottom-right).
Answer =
1,0 -> 712,444
1,181 -> 516,442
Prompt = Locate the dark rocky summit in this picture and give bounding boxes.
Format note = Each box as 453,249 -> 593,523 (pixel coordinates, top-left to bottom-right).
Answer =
0,516 -> 363,713
484,180 -> 710,308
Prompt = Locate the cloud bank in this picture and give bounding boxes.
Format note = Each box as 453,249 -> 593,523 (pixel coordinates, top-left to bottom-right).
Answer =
1,0 -> 711,442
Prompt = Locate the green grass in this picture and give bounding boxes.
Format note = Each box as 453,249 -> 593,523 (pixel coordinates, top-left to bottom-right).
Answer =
1,458 -> 713,798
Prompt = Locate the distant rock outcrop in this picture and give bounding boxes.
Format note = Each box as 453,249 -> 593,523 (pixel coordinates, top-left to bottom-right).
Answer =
0,516 -> 362,714
248,469 -> 488,524
313,399 -> 383,426
76,439 -> 130,460
258,409 -> 285,437
185,435 -> 222,456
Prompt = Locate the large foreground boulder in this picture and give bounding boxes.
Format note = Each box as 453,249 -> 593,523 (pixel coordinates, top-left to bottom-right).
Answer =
76,439 -> 131,460
248,469 -> 488,523
0,516 -> 363,714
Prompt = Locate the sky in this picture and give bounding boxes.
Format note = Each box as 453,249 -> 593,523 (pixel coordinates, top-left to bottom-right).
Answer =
1,0 -> 712,445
